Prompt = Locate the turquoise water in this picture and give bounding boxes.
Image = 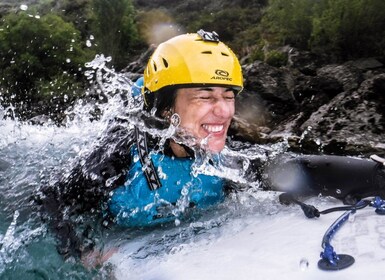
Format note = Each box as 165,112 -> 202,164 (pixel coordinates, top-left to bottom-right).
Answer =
0,121 -> 102,279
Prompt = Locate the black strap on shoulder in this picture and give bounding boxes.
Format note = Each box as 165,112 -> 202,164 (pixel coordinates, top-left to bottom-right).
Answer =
135,126 -> 162,190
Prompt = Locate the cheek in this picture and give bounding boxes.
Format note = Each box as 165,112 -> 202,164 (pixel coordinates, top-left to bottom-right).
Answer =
176,106 -> 207,133
179,109 -> 201,129
227,102 -> 235,117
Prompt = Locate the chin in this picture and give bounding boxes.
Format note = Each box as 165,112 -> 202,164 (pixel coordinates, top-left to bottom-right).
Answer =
207,141 -> 226,153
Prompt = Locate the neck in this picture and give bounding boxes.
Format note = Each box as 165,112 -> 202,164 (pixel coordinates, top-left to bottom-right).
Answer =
170,140 -> 190,157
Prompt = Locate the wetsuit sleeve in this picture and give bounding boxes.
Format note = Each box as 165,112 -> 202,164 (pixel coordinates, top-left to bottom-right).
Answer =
38,123 -> 134,259
264,154 -> 385,203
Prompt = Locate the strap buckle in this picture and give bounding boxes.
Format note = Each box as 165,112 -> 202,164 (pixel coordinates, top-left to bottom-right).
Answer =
197,29 -> 220,42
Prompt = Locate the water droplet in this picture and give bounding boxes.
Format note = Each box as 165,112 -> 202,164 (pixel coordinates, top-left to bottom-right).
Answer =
20,4 -> 28,11
133,154 -> 139,162
181,187 -> 189,196
66,58 -> 71,63
299,258 -> 309,271
150,107 -> 157,116
336,189 -> 341,194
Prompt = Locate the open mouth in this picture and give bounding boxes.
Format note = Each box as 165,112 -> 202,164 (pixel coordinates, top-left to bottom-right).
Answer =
202,124 -> 224,133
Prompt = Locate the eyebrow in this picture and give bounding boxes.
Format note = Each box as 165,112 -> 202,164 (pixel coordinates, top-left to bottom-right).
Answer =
195,87 -> 233,92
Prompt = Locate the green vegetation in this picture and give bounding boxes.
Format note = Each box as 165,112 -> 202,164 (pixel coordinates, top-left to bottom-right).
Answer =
261,0 -> 385,59
261,0 -> 314,49
265,50 -> 288,67
0,0 -> 142,121
0,0 -> 384,121
181,6 -> 264,55
91,0 -> 142,69
0,12 -> 93,120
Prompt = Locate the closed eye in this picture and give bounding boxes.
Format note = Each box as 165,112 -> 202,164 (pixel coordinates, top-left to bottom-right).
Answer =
199,96 -> 212,100
193,87 -> 235,100
224,89 -> 235,100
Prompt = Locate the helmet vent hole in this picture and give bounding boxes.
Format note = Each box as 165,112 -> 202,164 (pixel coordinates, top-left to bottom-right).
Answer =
153,62 -> 157,72
162,58 -> 169,68
201,51 -> 212,54
221,52 -> 229,56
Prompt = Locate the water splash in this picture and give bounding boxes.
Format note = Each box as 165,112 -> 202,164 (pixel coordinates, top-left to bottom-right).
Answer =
0,54 -> 289,278
0,211 -> 47,274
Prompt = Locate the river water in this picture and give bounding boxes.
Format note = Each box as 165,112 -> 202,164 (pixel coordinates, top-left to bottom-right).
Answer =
0,56 -> 291,279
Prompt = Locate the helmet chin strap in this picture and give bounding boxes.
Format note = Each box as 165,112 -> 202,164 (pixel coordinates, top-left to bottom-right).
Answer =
134,126 -> 162,190
134,124 -> 196,191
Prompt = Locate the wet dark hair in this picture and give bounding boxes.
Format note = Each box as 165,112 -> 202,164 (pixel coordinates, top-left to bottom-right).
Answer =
143,86 -> 177,118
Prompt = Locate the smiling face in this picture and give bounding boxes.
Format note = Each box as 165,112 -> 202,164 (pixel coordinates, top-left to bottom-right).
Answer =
171,86 -> 235,154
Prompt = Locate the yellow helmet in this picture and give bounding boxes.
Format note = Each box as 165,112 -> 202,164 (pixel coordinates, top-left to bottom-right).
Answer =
143,30 -> 243,94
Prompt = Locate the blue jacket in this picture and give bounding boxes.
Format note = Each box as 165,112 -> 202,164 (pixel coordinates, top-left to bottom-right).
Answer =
107,146 -> 225,227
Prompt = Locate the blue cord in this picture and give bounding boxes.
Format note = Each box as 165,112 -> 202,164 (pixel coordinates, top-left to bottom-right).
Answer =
320,210 -> 352,265
320,243 -> 339,266
318,197 -> 385,270
371,196 -> 385,214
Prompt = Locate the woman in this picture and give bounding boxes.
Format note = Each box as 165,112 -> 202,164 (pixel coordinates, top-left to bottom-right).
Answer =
39,30 -> 385,260
107,30 -> 243,227
38,30 -> 244,258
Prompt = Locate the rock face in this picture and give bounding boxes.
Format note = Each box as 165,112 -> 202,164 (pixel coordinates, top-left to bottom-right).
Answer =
237,55 -> 385,156
126,47 -> 385,156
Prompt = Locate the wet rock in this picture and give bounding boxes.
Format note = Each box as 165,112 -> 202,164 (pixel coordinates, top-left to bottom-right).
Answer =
242,61 -> 297,123
237,53 -> 385,156
287,49 -> 329,76
347,57 -> 383,70
317,64 -> 364,92
293,75 -> 343,103
284,73 -> 385,155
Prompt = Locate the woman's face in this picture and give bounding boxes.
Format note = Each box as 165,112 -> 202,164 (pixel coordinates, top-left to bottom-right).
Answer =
172,86 -> 235,153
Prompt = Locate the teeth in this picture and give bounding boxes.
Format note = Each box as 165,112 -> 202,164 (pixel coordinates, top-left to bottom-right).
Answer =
202,124 -> 224,133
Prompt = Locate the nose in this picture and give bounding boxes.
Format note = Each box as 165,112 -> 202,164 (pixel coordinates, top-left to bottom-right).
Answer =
212,97 -> 234,119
